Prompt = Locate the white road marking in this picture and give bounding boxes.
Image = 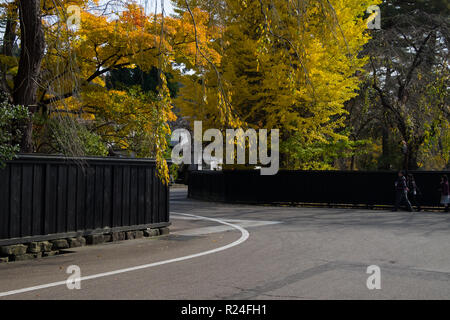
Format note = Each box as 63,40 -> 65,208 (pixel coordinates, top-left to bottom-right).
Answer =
171,215 -> 281,236
0,212 -> 249,298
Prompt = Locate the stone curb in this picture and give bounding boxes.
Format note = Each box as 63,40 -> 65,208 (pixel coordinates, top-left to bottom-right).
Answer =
0,227 -> 169,264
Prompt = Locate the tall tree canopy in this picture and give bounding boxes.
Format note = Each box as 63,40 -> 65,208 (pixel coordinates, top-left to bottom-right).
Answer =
0,0 -> 220,181
1,0 -> 446,175
347,0 -> 450,170
174,0 -> 379,169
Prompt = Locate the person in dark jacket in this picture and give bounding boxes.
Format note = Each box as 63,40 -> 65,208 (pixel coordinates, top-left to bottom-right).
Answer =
440,175 -> 449,212
407,174 -> 421,212
393,170 -> 413,212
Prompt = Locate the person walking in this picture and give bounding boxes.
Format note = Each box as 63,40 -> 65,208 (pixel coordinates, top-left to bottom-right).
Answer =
407,174 -> 421,212
393,170 -> 413,212
439,175 -> 449,212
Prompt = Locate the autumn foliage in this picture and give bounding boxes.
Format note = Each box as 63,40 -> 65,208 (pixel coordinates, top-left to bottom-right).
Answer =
6,0 -> 446,179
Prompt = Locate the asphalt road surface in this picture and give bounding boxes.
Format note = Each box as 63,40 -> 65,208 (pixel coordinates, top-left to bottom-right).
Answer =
1,187 -> 450,300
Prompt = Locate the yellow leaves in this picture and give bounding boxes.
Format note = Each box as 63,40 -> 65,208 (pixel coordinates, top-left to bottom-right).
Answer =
167,110 -> 177,122
176,0 -> 375,167
168,8 -> 222,69
11,0 -> 226,182
121,3 -> 147,29
0,54 -> 17,68
33,0 -> 384,174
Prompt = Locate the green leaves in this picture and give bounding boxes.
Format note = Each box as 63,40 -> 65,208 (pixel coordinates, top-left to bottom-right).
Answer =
0,91 -> 29,167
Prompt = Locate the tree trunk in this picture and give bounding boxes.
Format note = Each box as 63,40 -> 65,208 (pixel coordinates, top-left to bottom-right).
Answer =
407,141 -> 420,171
2,4 -> 17,57
378,126 -> 391,170
350,154 -> 355,170
1,1 -> 18,95
12,0 -> 45,153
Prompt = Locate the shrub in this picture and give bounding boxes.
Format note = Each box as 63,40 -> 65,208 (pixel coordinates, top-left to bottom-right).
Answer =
0,91 -> 29,167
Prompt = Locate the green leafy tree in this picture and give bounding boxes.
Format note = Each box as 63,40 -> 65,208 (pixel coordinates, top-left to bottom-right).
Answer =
0,90 -> 28,166
346,0 -> 450,170
106,66 -> 179,98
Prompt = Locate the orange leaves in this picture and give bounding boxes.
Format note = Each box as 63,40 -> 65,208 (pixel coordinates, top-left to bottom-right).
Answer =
34,1 -> 225,180
76,10 -> 158,72
121,3 -> 147,28
42,0 -> 221,100
168,7 -> 222,68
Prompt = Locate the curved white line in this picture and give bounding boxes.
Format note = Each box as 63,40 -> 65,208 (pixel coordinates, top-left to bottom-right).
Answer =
0,212 -> 249,298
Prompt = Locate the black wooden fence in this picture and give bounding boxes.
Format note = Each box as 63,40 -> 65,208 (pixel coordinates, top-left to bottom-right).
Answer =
188,170 -> 449,208
0,155 -> 170,246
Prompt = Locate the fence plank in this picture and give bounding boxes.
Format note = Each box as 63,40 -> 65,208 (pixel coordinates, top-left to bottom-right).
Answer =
56,165 -> 68,233
0,166 -> 10,239
76,166 -> 86,231
66,165 -> 77,232
138,167 -> 146,225
103,166 -> 112,228
9,164 -> 22,238
32,164 -> 43,235
21,164 -> 33,237
94,165 -> 104,229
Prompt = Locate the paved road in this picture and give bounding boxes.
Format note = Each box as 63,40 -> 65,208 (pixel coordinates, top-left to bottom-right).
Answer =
1,187 -> 450,299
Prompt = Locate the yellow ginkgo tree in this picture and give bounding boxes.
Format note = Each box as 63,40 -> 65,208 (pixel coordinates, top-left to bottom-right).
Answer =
174,0 -> 380,169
